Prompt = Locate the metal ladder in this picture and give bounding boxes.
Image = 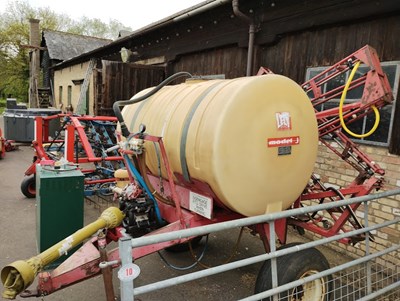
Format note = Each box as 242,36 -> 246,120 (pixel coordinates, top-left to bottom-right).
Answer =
76,58 -> 96,115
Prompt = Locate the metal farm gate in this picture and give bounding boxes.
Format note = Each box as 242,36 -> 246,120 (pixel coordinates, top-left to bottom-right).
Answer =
113,190 -> 400,301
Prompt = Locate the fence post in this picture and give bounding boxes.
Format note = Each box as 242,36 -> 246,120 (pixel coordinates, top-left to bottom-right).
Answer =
119,237 -> 135,301
269,221 -> 279,301
364,201 -> 372,295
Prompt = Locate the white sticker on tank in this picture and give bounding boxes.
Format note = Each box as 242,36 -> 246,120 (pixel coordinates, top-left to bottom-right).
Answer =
275,112 -> 292,130
189,192 -> 213,219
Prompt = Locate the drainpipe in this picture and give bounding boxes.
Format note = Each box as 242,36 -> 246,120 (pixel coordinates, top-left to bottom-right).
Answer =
232,0 -> 256,76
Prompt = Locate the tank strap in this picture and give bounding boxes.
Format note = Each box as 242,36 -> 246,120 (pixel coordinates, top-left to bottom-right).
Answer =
129,96 -> 154,132
180,82 -> 222,183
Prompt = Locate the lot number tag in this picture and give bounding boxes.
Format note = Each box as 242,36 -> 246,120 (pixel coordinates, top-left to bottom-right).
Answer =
118,263 -> 141,281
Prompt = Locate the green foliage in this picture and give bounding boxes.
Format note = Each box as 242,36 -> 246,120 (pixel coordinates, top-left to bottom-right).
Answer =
0,98 -> 6,114
0,0 -> 131,102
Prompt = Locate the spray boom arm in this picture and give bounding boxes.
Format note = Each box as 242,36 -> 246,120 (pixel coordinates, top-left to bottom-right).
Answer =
288,45 -> 394,243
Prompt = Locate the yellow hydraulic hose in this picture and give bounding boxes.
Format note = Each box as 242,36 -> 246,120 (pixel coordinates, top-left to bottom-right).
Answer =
339,61 -> 380,138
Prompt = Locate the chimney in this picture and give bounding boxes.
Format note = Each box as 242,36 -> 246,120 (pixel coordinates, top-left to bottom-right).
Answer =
29,18 -> 40,108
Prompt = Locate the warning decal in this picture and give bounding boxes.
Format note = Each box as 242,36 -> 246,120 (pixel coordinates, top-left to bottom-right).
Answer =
267,136 -> 300,147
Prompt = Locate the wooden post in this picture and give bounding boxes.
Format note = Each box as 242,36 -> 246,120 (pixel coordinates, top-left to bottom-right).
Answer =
29,18 -> 40,108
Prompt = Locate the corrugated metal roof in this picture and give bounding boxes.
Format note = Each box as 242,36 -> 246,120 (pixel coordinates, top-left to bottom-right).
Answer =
42,30 -> 112,61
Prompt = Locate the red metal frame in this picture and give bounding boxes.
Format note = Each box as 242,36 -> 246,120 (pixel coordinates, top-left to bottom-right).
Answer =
288,45 -> 393,242
23,114 -> 123,189
20,45 -> 394,298
0,128 -> 5,159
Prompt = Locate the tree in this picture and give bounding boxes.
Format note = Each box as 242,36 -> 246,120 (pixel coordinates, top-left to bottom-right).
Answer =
0,0 -> 131,102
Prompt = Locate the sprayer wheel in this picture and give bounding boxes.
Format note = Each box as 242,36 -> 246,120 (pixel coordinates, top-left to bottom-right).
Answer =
21,175 -> 36,198
254,242 -> 332,301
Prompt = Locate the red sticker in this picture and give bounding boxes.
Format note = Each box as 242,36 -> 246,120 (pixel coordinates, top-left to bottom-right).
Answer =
267,136 -> 300,147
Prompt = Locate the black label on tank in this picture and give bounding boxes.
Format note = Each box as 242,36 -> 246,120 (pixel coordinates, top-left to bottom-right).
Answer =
278,146 -> 292,156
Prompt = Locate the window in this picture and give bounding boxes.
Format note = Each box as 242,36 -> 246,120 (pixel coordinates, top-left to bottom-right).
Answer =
58,86 -> 63,104
67,85 -> 72,106
305,61 -> 400,146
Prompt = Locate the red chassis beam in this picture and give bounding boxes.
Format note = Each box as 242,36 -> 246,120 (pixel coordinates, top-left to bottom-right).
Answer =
23,205 -> 242,297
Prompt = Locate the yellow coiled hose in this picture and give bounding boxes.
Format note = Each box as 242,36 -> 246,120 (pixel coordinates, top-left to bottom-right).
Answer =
339,61 -> 380,138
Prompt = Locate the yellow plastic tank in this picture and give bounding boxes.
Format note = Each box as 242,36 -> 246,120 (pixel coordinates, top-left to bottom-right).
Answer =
122,75 -> 318,216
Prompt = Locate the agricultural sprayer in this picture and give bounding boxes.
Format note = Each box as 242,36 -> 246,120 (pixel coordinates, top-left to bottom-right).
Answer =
1,45 -> 393,300
20,114 -> 124,198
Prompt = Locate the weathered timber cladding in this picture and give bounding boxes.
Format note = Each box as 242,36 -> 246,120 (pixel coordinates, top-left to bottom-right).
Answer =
98,61 -> 165,116
171,46 -> 248,79
93,68 -> 102,115
259,15 -> 400,84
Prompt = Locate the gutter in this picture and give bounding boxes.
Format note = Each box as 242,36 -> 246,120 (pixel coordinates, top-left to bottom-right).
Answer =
52,0 -> 232,70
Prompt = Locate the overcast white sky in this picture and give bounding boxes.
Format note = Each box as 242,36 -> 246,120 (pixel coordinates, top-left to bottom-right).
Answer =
0,0 -> 206,30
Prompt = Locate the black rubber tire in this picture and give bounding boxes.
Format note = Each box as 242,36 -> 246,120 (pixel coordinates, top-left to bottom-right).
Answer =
21,175 -> 36,198
165,236 -> 203,253
255,242 -> 332,301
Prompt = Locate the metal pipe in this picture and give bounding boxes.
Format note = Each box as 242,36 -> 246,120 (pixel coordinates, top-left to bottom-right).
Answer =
119,237 -> 135,301
269,222 -> 279,301
99,260 -> 119,269
365,201 -> 372,295
131,189 -> 400,248
358,281 -> 400,301
232,0 -> 256,76
247,24 -> 256,76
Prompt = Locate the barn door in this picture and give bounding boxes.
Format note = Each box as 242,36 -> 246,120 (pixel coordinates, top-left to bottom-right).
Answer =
94,61 -> 165,116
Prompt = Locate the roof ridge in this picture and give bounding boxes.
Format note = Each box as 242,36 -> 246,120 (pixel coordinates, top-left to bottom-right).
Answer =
42,29 -> 112,42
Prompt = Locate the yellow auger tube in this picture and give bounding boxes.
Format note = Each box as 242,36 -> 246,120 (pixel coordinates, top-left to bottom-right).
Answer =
339,61 -> 380,138
1,207 -> 124,299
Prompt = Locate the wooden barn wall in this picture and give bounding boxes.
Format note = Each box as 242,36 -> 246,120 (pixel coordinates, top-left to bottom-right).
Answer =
171,15 -> 399,82
171,46 -> 248,79
259,15 -> 399,83
93,68 -> 103,115
97,61 -> 165,116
